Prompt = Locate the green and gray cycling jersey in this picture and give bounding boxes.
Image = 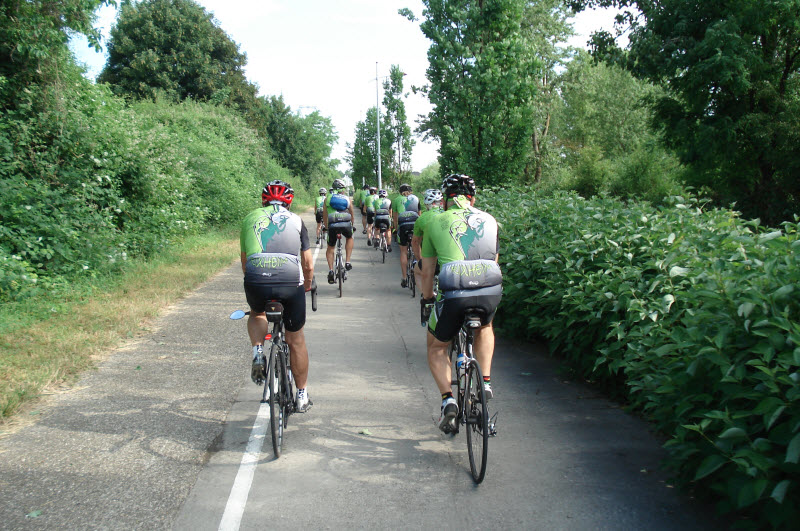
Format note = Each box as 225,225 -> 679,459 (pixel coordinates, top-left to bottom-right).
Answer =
365,193 -> 377,212
314,195 -> 325,212
240,205 -> 310,286
393,194 -> 420,223
324,192 -> 352,224
421,195 -> 502,290
413,206 -> 444,238
355,189 -> 367,208
374,197 -> 392,215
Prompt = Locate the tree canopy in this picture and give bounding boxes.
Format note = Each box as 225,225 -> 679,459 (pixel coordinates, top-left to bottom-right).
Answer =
569,0 -> 800,222
98,0 -> 255,105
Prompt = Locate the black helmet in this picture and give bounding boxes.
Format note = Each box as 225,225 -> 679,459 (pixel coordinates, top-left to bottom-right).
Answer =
332,179 -> 346,190
441,174 -> 476,198
399,183 -> 412,193
362,184 -> 370,190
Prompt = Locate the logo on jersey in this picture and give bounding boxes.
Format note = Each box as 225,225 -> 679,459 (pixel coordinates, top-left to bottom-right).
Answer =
448,211 -> 486,259
253,209 -> 289,252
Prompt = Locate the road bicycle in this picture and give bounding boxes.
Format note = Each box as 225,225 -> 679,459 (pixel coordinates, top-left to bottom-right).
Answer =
374,224 -> 389,263
334,232 -> 347,297
445,311 -> 498,483
406,245 -> 416,297
230,280 -> 317,457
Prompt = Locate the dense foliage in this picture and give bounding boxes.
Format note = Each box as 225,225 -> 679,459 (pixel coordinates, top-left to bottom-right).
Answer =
570,0 -> 800,224
98,0 -> 256,106
482,185 -> 800,527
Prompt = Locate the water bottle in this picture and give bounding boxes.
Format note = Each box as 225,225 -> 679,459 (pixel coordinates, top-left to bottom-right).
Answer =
456,353 -> 465,376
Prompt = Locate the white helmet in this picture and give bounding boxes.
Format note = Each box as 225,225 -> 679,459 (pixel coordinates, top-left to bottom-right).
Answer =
423,188 -> 443,205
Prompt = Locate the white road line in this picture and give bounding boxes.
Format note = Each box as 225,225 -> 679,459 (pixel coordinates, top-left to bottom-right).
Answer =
218,402 -> 270,531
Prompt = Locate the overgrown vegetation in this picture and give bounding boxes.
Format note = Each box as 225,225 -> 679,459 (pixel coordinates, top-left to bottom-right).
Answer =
482,185 -> 800,528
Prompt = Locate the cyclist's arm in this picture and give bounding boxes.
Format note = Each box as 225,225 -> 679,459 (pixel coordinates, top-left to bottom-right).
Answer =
240,252 -> 247,275
421,256 -> 437,299
301,248 -> 314,291
411,235 -> 422,264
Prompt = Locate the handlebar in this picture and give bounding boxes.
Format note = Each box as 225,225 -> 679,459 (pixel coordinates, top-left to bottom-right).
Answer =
307,276 -> 318,312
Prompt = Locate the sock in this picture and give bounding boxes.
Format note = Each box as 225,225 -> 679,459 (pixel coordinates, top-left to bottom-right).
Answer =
441,392 -> 453,401
252,345 -> 262,359
483,376 -> 491,384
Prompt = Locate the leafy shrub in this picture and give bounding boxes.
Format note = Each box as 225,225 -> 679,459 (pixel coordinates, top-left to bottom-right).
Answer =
482,186 -> 800,527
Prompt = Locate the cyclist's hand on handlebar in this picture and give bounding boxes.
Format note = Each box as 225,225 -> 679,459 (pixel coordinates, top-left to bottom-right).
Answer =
305,276 -> 316,292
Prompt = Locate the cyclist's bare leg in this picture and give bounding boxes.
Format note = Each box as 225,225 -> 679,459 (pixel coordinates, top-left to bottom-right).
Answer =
399,244 -> 409,280
345,236 -> 354,262
247,312 -> 269,346
427,331 -> 453,394
361,211 -> 367,231
285,329 -> 309,389
325,242 -> 335,270
473,323 -> 494,377
316,222 -> 322,241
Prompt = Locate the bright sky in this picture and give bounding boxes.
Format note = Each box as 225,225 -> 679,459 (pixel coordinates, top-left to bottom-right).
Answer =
71,1 -> 621,174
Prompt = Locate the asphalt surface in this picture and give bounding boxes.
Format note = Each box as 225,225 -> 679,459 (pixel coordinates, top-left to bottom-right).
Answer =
0,209 -> 718,530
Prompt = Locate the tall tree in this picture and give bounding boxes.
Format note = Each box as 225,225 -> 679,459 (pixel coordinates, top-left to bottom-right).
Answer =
98,0 -> 255,106
346,107 -> 392,187
569,0 -> 800,223
403,0 -> 540,186
382,64 -> 414,181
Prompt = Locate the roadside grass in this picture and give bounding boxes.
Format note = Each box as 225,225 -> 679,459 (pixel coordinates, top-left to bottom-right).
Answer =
0,229 -> 239,425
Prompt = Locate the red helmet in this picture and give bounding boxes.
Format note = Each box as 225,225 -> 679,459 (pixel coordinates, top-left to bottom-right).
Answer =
262,180 -> 295,207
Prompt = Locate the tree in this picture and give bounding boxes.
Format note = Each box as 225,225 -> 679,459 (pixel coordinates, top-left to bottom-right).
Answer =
346,107 -> 391,187
569,0 -> 800,223
405,0 -> 541,186
382,64 -> 414,184
98,0 -> 255,106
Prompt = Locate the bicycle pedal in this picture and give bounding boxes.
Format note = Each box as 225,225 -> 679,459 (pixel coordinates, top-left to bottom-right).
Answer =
488,412 -> 499,437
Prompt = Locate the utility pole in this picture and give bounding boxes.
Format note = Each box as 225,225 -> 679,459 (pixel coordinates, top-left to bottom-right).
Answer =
375,62 -> 382,190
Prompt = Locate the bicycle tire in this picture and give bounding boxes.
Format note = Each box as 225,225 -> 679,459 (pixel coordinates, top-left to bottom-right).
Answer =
382,238 -> 386,263
281,343 -> 293,429
267,345 -> 283,457
465,360 -> 489,483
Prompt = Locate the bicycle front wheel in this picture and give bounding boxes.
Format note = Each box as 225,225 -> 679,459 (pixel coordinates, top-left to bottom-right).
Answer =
465,360 -> 489,483
382,238 -> 386,263
267,345 -> 283,457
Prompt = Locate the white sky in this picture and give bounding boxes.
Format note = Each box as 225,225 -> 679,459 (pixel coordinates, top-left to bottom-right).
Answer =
71,1 -> 621,173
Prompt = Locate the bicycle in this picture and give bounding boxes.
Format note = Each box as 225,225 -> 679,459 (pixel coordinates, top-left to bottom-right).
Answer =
334,233 -> 346,297
406,245 -> 416,297
374,226 -> 389,263
445,311 -> 498,483
230,280 -> 317,458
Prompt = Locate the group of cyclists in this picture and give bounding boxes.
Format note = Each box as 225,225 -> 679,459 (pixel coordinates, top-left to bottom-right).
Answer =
239,173 -> 502,432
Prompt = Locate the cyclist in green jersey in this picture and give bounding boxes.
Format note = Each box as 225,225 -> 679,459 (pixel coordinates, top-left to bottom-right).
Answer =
412,188 -> 444,279
365,187 -> 378,246
420,174 -> 502,432
355,184 -> 370,235
392,184 -> 421,287
314,188 -> 327,245
324,179 -> 356,283
373,189 -> 393,252
240,180 -> 315,412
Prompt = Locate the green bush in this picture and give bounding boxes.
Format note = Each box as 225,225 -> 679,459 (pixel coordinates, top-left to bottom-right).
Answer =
482,186 -> 800,528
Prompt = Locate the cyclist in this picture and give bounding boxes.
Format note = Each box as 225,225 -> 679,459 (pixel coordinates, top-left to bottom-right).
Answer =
355,184 -> 370,234
420,174 -> 502,432
314,187 -> 327,245
392,183 -> 421,287
324,179 -> 355,284
412,188 -> 444,279
365,186 -> 378,246
240,180 -> 315,412
373,189 -> 393,252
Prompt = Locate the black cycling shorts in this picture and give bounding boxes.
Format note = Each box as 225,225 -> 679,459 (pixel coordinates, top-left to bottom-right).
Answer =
397,223 -> 415,246
428,285 -> 502,342
367,211 -> 375,224
374,215 -> 391,231
244,282 -> 306,332
315,211 -> 323,223
327,223 -> 353,246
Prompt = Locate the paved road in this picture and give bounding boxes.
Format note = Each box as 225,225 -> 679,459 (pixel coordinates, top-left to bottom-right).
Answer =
0,209 -> 716,530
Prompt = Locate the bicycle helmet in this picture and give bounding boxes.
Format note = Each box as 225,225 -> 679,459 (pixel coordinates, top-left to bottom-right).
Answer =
369,187 -> 377,193
332,179 -> 346,190
318,187 -> 327,196
362,184 -> 370,190
262,180 -> 295,207
423,188 -> 443,205
441,174 -> 476,199
378,189 -> 388,198
399,183 -> 412,193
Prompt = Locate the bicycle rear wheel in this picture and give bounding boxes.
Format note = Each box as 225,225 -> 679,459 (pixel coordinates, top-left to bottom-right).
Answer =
381,238 -> 386,263
267,345 -> 283,457
465,360 -> 489,483
409,262 -> 416,297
